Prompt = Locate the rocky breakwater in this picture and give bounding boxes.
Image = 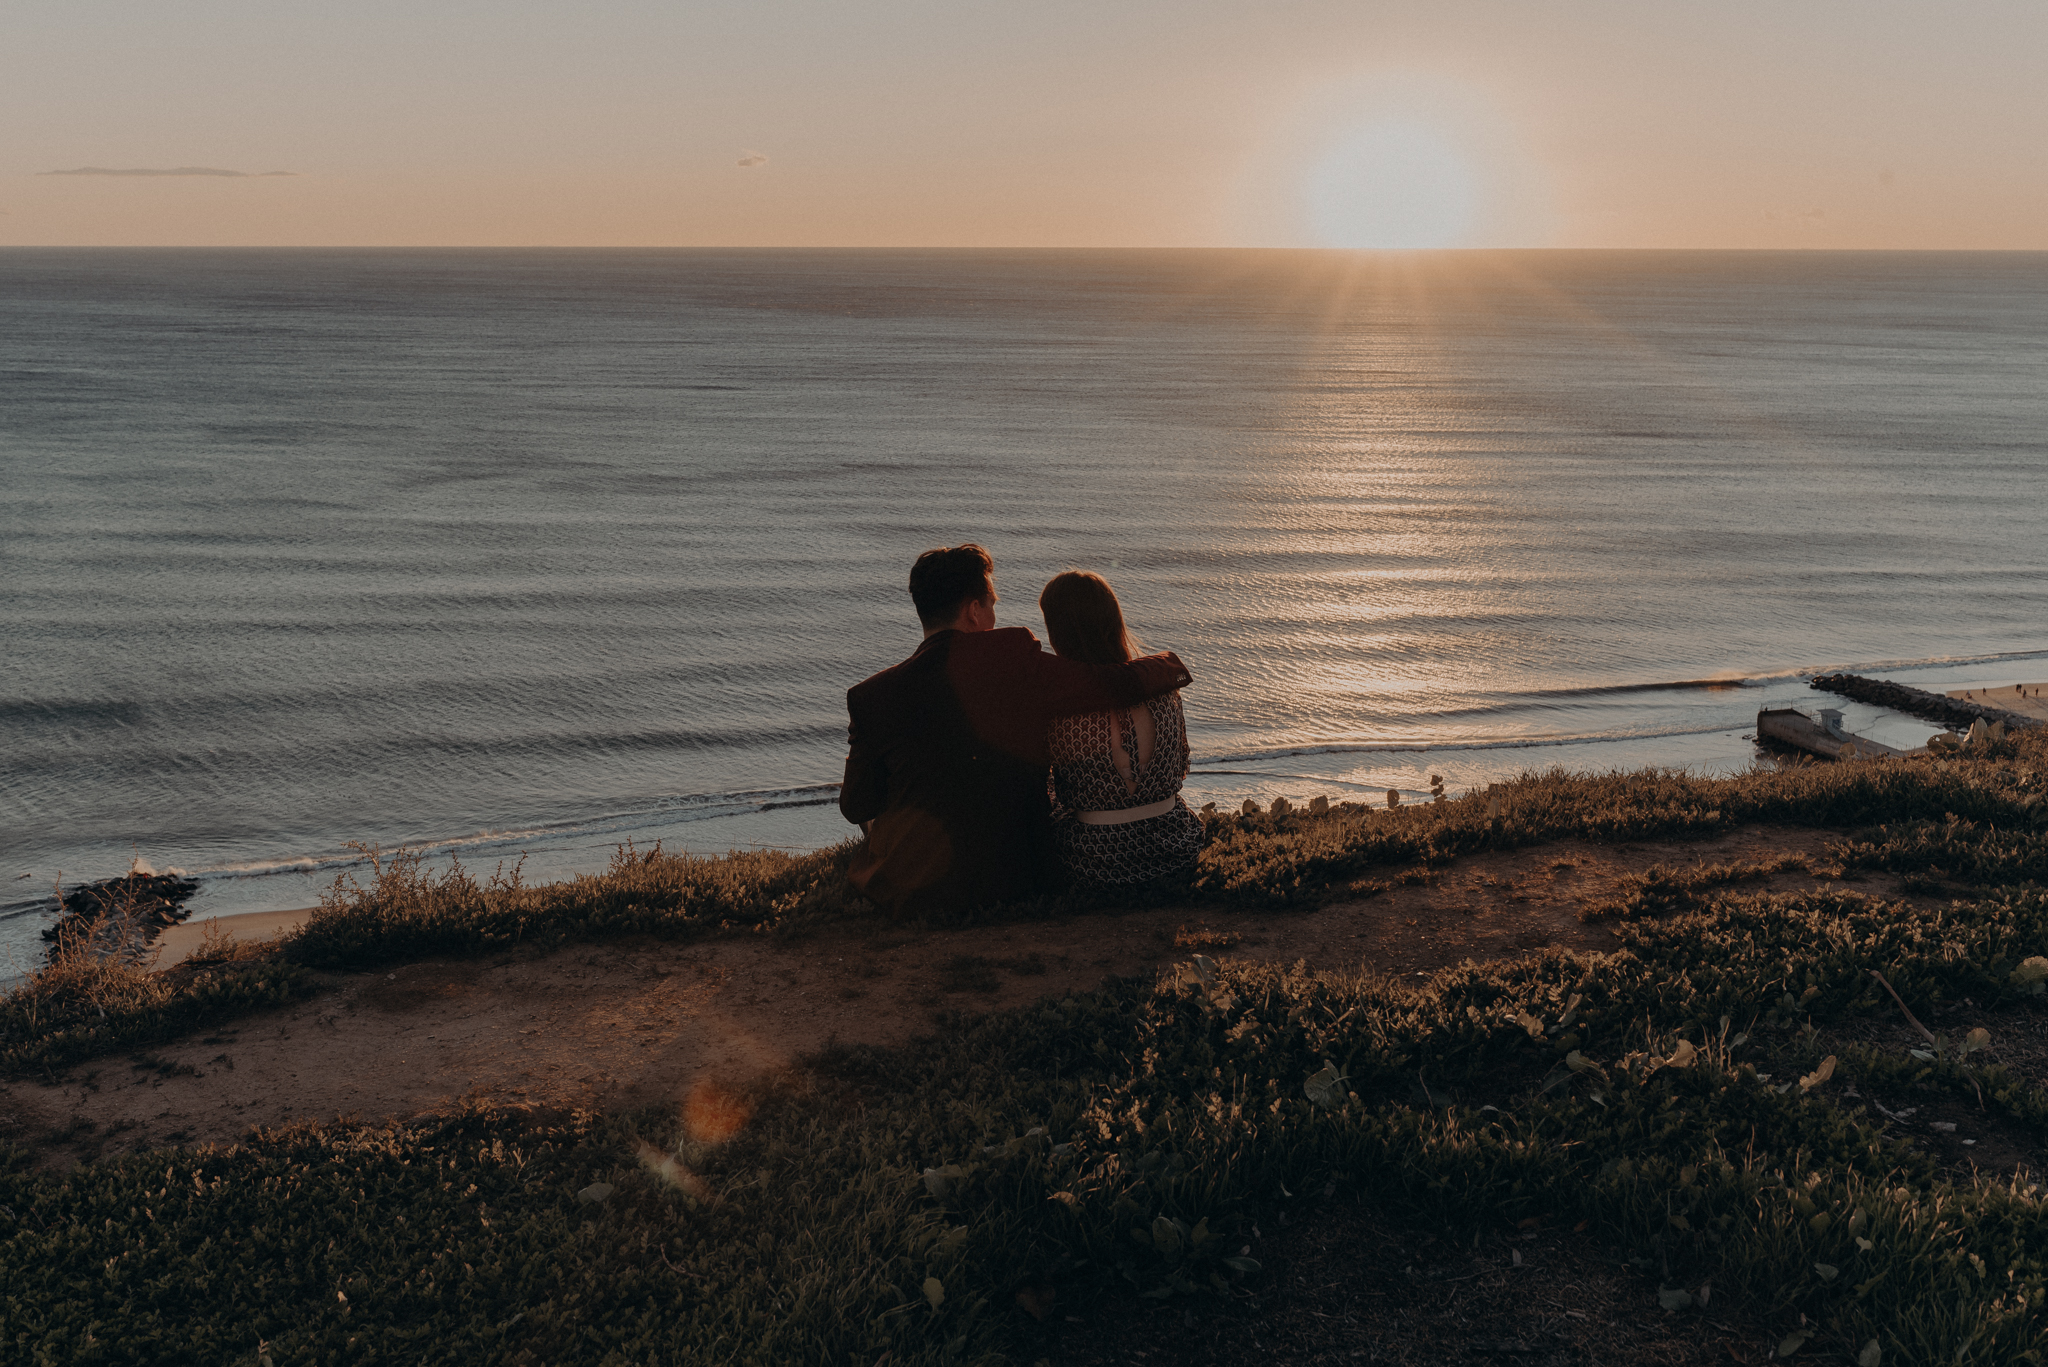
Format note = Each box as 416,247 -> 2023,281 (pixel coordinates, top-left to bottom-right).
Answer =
42,867 -> 200,966
1810,673 -> 2041,732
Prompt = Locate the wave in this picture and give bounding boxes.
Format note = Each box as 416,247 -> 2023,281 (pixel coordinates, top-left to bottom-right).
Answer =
0,698 -> 148,729
2,712 -> 1761,925
0,782 -> 850,924
1500,644 -> 2048,700
1802,645 -> 2048,677
1188,721 -> 1753,769
10,640 -> 2041,926
1521,679 -> 1757,698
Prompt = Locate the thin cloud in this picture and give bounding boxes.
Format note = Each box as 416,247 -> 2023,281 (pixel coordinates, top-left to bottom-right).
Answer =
736,151 -> 769,168
40,166 -> 297,178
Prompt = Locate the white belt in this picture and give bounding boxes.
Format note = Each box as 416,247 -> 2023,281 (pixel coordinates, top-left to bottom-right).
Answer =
1076,796 -> 1179,826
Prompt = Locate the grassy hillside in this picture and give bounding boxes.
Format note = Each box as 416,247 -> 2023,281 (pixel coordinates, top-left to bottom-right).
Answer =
6,735 -> 2048,1364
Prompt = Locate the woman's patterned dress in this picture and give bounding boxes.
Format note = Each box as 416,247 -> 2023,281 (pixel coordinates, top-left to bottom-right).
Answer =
1047,690 -> 1206,885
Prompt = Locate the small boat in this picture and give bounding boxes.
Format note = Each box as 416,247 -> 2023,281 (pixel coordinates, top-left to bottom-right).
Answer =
1755,707 -> 1918,761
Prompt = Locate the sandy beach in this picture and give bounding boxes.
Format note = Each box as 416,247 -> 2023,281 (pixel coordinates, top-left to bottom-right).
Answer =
151,906 -> 314,968
1949,681 -> 2048,723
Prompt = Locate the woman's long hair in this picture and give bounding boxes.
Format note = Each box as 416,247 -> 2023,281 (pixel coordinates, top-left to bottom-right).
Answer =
1039,570 -> 1143,665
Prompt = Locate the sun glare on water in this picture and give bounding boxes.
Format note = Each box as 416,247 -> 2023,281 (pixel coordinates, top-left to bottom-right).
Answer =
1305,117 -> 1482,249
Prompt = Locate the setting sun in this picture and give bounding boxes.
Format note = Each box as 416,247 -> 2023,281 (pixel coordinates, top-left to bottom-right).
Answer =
7,1 -> 2044,247
1305,118 -> 1482,248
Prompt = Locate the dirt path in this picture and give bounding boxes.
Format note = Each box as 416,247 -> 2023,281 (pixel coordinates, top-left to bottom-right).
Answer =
3,826 -> 1882,1164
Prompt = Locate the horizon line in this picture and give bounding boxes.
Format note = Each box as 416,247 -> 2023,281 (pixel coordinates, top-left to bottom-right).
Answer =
1,243 -> 2045,253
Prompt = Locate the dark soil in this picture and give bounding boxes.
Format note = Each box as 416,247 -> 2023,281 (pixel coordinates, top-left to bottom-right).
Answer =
1017,1200 -> 1781,1366
1822,995 -> 2048,1187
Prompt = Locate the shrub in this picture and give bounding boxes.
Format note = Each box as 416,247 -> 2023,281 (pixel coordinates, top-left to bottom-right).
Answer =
0,929 -> 310,1075
286,838 -> 867,970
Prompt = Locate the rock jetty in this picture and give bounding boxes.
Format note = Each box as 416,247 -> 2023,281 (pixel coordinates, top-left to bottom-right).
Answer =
42,869 -> 200,964
1809,673 -> 2040,732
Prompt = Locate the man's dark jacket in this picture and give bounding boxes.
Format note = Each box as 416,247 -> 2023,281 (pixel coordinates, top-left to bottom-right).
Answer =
839,626 -> 1193,918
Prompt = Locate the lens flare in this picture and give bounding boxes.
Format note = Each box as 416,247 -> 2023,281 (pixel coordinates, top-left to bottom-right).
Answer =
681,1078 -> 751,1144
635,1138 -> 714,1202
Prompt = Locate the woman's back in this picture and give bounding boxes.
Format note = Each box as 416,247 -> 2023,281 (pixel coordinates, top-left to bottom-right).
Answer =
1049,692 -> 1187,812
1036,568 -> 1205,887
1047,690 -> 1204,886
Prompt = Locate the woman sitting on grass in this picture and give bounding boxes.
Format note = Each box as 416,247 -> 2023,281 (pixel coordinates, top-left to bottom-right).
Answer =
1038,570 -> 1206,887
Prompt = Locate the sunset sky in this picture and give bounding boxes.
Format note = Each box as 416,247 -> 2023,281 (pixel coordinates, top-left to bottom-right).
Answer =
6,0 -> 2044,249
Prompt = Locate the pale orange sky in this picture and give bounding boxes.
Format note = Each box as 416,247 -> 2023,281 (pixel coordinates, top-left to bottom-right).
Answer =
6,0 -> 2045,248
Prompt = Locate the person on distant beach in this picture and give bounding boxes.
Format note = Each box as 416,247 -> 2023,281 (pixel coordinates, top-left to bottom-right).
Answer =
1038,571 -> 1205,887
839,544 -> 1192,918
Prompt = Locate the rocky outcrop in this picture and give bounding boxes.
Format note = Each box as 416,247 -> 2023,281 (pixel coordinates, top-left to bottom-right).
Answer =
42,870 -> 200,964
1809,674 -> 2039,731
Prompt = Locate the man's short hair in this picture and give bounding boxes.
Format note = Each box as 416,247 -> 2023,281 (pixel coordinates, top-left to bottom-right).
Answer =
909,543 -> 995,629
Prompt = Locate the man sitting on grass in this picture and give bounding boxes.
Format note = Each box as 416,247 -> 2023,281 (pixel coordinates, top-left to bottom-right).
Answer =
839,543 -> 1192,919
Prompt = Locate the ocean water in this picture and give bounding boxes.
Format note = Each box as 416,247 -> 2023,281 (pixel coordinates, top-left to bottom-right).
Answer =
4,248 -> 2047,965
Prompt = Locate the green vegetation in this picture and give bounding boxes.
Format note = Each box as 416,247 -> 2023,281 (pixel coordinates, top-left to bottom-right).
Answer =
6,737 -> 2048,1364
1189,745 -> 2043,908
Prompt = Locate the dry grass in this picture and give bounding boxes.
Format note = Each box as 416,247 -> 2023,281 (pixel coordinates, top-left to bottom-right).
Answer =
285,838 -> 867,969
181,918 -> 277,967
1,918 -> 309,1074
5,924 -> 174,1045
